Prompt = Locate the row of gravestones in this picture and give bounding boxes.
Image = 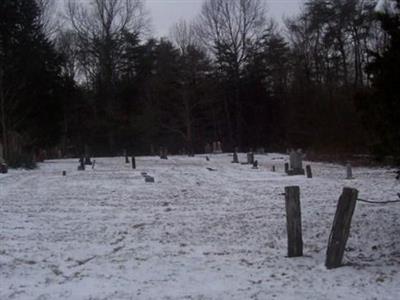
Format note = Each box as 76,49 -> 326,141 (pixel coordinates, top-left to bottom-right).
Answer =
232,148 -> 259,169
232,148 -> 355,180
205,142 -> 223,154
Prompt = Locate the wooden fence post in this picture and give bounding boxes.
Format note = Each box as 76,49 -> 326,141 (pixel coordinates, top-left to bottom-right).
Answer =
284,163 -> 289,174
325,187 -> 358,269
285,186 -> 303,257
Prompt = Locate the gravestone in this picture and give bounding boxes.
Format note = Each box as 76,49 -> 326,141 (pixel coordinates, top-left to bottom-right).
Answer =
247,152 -> 254,165
132,156 -> 136,169
78,157 -> 85,171
288,149 -> 305,175
204,143 -> 212,154
256,147 -> 265,154
252,160 -> 258,169
0,142 -> 5,172
232,149 -> 239,164
212,142 -> 217,153
216,141 -> 223,153
84,156 -> 92,165
306,165 -> 313,178
160,147 -> 168,160
213,141 -> 222,154
0,148 -> 8,174
346,163 -> 353,179
124,150 -> 129,164
145,175 -> 155,183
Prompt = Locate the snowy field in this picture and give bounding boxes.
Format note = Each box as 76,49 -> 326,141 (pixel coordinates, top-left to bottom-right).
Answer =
0,153 -> 399,300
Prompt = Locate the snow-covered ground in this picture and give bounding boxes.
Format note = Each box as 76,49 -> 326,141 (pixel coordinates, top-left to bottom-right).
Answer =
0,154 -> 399,300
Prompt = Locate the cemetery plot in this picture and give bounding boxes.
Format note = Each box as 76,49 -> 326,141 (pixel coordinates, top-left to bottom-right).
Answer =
0,154 -> 399,300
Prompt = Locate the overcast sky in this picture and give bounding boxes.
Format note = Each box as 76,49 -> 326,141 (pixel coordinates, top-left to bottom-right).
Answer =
145,0 -> 303,38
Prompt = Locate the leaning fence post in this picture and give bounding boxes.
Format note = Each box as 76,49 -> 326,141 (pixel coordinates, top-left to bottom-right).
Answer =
325,187 -> 358,269
284,186 -> 303,257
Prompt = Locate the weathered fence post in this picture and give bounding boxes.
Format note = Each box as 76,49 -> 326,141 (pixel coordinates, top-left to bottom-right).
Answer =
132,156 -> 136,169
306,165 -> 312,178
325,187 -> 358,269
284,186 -> 303,257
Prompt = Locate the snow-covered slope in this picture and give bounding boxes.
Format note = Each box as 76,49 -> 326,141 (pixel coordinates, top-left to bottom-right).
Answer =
0,154 -> 399,299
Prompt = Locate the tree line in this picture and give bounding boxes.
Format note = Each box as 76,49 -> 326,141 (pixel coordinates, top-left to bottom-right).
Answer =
0,0 -> 399,165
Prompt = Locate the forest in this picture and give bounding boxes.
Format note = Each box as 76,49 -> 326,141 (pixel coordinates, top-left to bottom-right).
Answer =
0,0 -> 399,166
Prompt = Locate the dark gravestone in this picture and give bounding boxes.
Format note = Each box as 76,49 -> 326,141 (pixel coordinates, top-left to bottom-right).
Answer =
132,156 -> 136,169
62,171 -> 66,176
252,160 -> 258,169
160,147 -> 168,160
145,175 -> 155,183
84,156 -> 92,165
306,165 -> 312,178
232,151 -> 239,163
124,150 -> 130,164
272,165 -> 276,172
0,163 -> 8,174
78,157 -> 85,171
0,149 -> 7,173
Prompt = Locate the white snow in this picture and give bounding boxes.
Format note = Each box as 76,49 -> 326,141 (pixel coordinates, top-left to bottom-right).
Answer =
0,154 -> 399,299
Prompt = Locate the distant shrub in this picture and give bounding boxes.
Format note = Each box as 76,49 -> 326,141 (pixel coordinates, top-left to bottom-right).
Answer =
8,153 -> 37,170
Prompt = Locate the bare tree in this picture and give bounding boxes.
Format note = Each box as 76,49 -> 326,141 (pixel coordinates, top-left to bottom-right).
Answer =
196,0 -> 267,69
36,0 -> 61,39
168,20 -> 212,154
170,20 -> 199,54
65,0 -> 148,83
196,0 -> 268,147
65,0 -> 149,152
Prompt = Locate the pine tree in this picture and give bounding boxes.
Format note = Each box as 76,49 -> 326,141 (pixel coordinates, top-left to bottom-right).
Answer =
360,0 -> 400,160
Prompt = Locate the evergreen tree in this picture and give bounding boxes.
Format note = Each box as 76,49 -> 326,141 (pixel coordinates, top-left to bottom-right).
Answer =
358,0 -> 400,160
0,0 -> 65,165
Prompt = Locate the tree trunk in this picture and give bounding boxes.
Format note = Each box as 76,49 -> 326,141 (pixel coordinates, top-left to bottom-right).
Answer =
0,68 -> 8,160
